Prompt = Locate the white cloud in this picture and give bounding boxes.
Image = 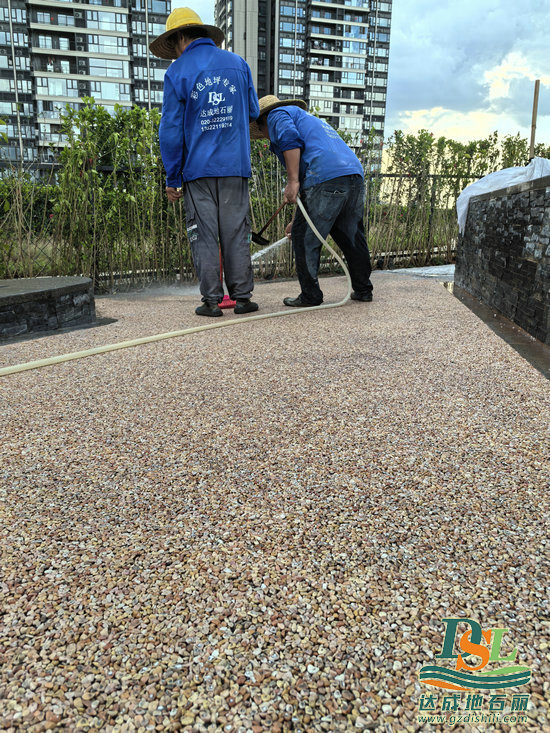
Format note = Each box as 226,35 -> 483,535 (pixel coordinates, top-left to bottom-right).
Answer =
387,105 -> 550,146
484,53 -> 550,101
385,0 -> 550,144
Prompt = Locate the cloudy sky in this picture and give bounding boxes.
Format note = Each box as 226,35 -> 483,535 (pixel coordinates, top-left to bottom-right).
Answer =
172,0 -> 550,145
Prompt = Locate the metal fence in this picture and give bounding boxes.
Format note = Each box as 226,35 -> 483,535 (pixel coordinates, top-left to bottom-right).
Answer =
0,165 -> 474,290
250,172 -> 477,278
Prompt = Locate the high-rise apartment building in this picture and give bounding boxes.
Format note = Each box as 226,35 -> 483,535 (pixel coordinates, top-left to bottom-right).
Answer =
215,0 -> 391,168
0,0 -> 171,166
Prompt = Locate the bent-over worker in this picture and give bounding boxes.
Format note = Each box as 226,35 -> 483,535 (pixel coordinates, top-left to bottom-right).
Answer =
250,95 -> 373,307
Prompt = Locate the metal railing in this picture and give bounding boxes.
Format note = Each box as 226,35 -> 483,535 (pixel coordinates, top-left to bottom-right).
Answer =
0,164 -> 473,289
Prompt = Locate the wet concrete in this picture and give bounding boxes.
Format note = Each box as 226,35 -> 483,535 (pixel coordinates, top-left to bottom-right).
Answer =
385,264 -> 549,380
387,263 -> 456,280
14,264 -> 546,379
446,283 -> 550,380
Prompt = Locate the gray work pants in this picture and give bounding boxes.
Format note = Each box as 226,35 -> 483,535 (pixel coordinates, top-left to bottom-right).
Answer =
183,177 -> 254,303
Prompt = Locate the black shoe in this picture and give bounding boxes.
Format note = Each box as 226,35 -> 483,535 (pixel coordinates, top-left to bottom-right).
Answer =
195,301 -> 223,317
351,291 -> 373,302
234,299 -> 259,314
283,295 -> 322,307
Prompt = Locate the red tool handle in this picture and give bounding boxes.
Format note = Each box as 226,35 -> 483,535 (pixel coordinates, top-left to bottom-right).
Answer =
257,201 -> 286,236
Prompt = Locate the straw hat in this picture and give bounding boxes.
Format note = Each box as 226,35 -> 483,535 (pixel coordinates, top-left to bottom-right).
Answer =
149,7 -> 224,59
250,95 -> 307,139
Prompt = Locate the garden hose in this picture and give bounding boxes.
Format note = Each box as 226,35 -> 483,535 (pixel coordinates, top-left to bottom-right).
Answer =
0,198 -> 352,377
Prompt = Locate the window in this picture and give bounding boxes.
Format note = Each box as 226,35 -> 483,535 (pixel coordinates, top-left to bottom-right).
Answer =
280,37 -> 304,48
311,99 -> 333,111
1,56 -> 30,71
90,81 -> 131,100
280,5 -> 305,16
280,22 -> 305,33
87,34 -> 128,54
38,35 -> 53,49
279,69 -> 303,79
1,31 -> 28,46
278,84 -> 303,96
133,66 -> 164,81
37,101 -> 59,119
134,0 -> 168,11
368,61 -> 388,72
341,71 -> 364,84
89,58 -> 130,77
5,124 -> 34,139
11,7 -> 27,23
340,116 -> 362,130
365,91 -> 386,102
279,53 -> 304,64
87,10 -> 127,31
57,14 -> 75,26
133,21 -> 164,36
17,79 -> 32,93
345,25 -> 367,39
309,83 -> 333,98
343,40 -> 366,53
36,77 -> 79,98
46,78 -> 79,97
134,88 -> 163,103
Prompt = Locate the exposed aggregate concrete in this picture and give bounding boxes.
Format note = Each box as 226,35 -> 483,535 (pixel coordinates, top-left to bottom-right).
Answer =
1,274 -> 549,733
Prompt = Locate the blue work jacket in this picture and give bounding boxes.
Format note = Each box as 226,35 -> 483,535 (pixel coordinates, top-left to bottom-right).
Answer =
267,106 -> 364,189
159,38 -> 260,187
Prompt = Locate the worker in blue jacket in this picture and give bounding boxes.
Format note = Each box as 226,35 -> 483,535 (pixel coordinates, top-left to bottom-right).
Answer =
150,8 -> 260,317
250,96 -> 373,307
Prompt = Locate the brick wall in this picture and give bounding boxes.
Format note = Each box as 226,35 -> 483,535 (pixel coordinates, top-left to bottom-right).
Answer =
0,277 -> 96,339
455,176 -> 550,345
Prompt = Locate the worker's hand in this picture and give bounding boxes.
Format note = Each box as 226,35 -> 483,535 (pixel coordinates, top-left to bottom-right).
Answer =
283,180 -> 300,205
285,221 -> 293,239
166,186 -> 183,203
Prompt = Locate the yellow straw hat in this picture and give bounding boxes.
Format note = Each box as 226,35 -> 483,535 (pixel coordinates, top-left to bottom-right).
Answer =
250,95 -> 307,139
149,7 -> 224,59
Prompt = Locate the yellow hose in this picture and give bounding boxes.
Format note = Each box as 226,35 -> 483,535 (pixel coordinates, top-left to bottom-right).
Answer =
0,198 -> 352,377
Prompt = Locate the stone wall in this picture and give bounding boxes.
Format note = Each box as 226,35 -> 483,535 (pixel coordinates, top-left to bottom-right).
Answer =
0,277 -> 96,339
455,175 -> 550,345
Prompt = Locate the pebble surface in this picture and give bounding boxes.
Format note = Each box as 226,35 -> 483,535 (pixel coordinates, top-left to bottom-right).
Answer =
1,273 -> 549,733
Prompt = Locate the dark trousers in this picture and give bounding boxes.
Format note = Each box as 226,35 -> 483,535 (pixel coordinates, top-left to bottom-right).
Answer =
184,177 -> 254,303
291,175 -> 373,304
